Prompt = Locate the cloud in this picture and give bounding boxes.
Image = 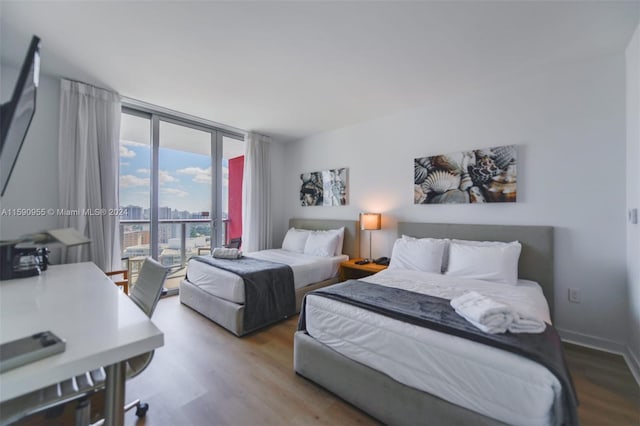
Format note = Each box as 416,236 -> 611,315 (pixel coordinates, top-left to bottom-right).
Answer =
120,175 -> 150,188
121,139 -> 148,147
193,174 -> 210,184
120,146 -> 136,158
135,169 -> 178,184
162,188 -> 189,198
177,166 -> 211,184
159,170 -> 178,184
120,162 -> 130,166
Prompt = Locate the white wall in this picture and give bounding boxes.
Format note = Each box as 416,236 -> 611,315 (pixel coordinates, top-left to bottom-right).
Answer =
626,23 -> 640,377
0,64 -> 60,242
279,53 -> 629,349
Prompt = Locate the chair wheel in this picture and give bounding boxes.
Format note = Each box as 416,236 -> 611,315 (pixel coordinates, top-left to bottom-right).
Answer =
135,402 -> 149,417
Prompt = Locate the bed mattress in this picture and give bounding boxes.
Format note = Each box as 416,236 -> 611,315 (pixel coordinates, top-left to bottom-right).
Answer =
304,269 -> 562,426
186,249 -> 348,304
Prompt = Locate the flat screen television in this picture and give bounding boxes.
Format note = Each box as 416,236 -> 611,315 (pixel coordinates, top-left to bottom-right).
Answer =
0,35 -> 41,197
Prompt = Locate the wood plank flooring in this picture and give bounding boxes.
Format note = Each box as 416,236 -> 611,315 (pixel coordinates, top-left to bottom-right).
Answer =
119,296 -> 640,426
124,295 -> 376,426
564,343 -> 640,425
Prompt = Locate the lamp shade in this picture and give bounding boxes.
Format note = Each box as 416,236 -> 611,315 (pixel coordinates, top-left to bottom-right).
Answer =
360,213 -> 381,231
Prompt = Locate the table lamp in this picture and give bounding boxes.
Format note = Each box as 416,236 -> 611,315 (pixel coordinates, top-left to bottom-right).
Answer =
360,212 -> 381,261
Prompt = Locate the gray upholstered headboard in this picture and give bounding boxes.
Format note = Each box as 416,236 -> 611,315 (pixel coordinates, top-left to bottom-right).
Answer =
289,218 -> 360,259
398,222 -> 555,318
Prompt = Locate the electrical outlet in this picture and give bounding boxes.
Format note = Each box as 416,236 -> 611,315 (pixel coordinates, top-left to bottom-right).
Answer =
568,288 -> 580,303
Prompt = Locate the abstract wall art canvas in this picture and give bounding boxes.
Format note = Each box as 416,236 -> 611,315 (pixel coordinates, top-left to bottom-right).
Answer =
300,168 -> 348,206
414,145 -> 517,204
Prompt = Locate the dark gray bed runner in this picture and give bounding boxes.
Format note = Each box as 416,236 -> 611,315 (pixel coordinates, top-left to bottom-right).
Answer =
298,280 -> 578,426
191,256 -> 295,333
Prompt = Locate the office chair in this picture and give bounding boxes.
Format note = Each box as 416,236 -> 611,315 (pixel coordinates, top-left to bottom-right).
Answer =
0,257 -> 169,426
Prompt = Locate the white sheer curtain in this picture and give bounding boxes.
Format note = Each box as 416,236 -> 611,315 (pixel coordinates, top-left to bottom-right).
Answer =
242,132 -> 272,252
58,79 -> 121,271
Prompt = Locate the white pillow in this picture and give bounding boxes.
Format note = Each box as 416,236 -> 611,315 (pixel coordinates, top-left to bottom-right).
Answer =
402,235 -> 450,272
333,227 -> 345,256
309,227 -> 345,256
388,237 -> 447,273
445,241 -> 522,285
304,232 -> 340,257
282,228 -> 310,253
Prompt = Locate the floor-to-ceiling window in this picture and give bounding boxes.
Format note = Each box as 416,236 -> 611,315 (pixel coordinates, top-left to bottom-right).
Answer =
119,111 -> 152,277
157,119 -> 213,268
118,106 -> 244,291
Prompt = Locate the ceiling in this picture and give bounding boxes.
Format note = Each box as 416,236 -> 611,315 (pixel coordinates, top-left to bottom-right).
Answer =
1,1 -> 638,142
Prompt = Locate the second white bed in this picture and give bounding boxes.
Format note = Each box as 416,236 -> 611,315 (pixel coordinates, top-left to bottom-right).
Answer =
186,249 -> 348,304
304,269 -> 562,426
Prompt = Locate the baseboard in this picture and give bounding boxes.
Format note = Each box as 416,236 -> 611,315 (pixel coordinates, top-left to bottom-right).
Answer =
557,328 -> 640,387
624,346 -> 640,387
557,328 -> 627,354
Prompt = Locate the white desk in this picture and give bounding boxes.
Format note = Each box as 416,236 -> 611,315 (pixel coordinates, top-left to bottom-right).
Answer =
0,262 -> 164,425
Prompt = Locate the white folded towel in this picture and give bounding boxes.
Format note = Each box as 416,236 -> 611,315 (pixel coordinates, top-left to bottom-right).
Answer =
450,291 -> 514,334
508,312 -> 547,334
212,247 -> 242,259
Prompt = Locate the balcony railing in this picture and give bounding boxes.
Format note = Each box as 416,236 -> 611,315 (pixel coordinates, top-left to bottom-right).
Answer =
119,219 -> 230,271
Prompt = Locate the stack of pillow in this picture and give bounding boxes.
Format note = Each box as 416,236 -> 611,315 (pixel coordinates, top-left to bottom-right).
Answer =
389,235 -> 522,285
281,227 -> 345,257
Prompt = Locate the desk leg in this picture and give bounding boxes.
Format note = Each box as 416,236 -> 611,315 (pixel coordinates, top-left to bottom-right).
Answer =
104,361 -> 126,426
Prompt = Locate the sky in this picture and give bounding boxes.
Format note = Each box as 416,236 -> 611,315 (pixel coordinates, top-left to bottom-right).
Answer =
119,139 -> 229,213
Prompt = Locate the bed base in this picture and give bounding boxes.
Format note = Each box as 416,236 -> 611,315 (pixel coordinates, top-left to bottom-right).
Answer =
293,331 -> 506,426
180,277 -> 339,336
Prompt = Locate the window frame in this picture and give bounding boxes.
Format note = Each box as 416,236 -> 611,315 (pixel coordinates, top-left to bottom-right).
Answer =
120,102 -> 244,259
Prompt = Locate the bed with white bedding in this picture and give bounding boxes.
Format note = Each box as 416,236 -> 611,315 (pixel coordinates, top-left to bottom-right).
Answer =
185,249 -> 348,304
180,219 -> 359,336
294,222 -> 570,426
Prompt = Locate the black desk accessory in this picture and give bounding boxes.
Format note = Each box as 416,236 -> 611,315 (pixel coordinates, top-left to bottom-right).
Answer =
373,257 -> 390,266
0,228 -> 89,281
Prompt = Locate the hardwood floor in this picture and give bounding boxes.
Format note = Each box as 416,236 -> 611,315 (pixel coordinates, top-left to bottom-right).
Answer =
118,296 -> 638,426
564,343 -> 640,426
125,296 -> 376,426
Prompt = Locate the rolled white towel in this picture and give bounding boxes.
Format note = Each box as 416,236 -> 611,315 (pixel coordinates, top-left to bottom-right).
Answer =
212,247 -> 242,259
508,312 -> 547,334
450,291 -> 514,334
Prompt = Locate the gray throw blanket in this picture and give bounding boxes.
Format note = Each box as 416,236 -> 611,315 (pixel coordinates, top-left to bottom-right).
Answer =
299,280 -> 578,426
191,256 -> 295,333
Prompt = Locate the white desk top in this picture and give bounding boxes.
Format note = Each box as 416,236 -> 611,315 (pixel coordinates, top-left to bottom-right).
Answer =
0,262 -> 164,401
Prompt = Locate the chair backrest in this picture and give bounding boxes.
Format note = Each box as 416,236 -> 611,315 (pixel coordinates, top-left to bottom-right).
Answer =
225,237 -> 242,249
129,257 -> 169,318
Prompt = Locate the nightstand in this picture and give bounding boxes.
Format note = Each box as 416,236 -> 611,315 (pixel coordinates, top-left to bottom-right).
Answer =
339,259 -> 388,281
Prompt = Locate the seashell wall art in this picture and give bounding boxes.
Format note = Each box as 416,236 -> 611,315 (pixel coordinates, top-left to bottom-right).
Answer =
414,145 -> 517,204
300,168 -> 348,206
